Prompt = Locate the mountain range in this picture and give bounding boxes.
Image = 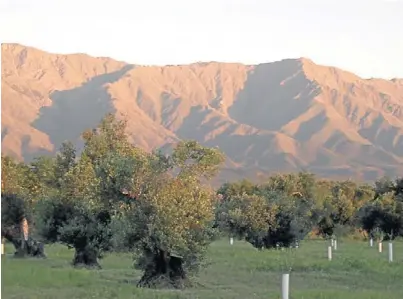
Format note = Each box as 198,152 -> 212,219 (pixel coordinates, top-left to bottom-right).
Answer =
2,43 -> 403,184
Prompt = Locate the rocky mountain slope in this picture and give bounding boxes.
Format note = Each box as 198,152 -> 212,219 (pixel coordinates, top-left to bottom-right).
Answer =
2,43 -> 403,183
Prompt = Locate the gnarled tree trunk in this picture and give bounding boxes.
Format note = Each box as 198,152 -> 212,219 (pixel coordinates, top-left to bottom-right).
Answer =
15,239 -> 46,258
16,217 -> 29,257
1,226 -> 46,258
72,246 -> 101,269
137,248 -> 186,289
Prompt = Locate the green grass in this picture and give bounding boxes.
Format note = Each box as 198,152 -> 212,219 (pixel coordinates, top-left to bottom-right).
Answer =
2,239 -> 403,299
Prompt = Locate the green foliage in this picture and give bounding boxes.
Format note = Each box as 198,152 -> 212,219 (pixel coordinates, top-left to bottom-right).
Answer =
171,140 -> 225,181
36,197 -> 76,243
57,208 -> 112,256
215,194 -> 277,241
1,155 -> 36,200
59,155 -> 100,204
217,179 -> 257,201
29,156 -> 58,198
260,172 -> 317,199
358,191 -> 403,240
216,174 -> 321,249
315,180 -> 371,238
215,173 -> 402,245
374,176 -> 395,199
94,149 -> 151,207
54,141 -> 77,187
81,113 -> 133,164
1,193 -> 30,229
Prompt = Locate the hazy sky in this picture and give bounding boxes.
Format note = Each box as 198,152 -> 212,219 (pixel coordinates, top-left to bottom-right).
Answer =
1,0 -> 402,79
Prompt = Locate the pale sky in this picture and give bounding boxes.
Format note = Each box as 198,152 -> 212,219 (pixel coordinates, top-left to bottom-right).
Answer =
1,0 -> 402,79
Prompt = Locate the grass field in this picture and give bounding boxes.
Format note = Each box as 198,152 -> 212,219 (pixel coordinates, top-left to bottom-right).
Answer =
2,239 -> 403,299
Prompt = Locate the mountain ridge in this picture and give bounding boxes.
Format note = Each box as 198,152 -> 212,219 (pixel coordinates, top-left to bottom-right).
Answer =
2,43 -> 403,184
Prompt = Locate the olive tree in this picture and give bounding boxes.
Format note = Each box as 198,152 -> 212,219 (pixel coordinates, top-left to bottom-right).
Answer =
356,177 -> 403,241
216,189 -> 320,250
37,114 -> 135,268
216,172 -> 321,249
37,154 -> 113,268
357,191 -> 403,241
215,193 -> 278,248
1,156 -> 46,257
112,140 -> 225,288
1,193 -> 46,258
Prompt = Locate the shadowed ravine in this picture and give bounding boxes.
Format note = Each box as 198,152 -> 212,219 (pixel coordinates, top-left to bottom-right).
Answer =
32,65 -> 134,153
